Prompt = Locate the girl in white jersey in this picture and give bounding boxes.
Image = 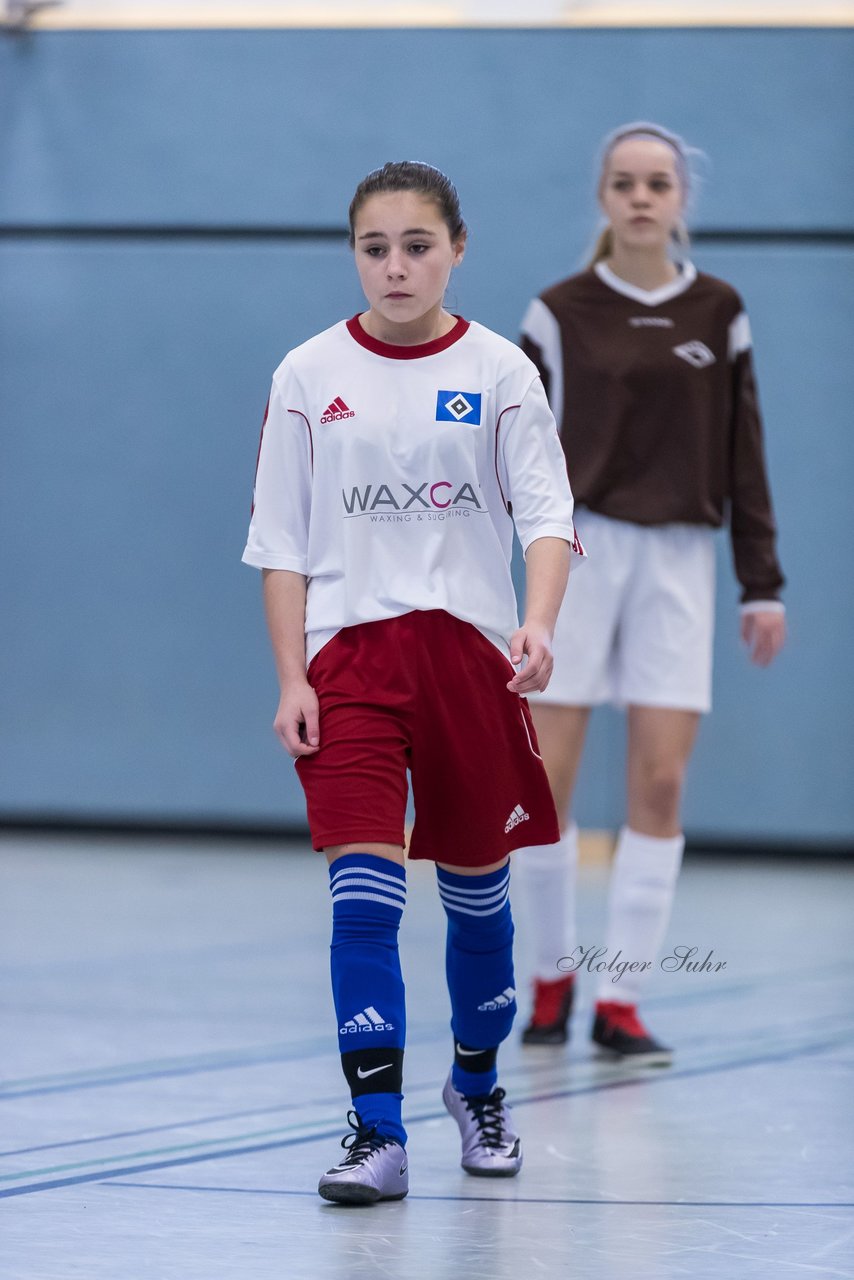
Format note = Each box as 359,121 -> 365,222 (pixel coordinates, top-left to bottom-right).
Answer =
515,124 -> 786,1062
243,162 -> 582,1203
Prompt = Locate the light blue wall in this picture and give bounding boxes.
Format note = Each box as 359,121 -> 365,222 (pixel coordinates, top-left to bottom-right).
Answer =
1,28 -> 852,842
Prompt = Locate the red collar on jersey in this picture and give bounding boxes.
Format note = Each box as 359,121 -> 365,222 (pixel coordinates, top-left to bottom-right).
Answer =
346,314 -> 470,360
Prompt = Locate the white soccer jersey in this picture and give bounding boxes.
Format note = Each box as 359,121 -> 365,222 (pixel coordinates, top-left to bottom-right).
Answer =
243,315 -> 582,662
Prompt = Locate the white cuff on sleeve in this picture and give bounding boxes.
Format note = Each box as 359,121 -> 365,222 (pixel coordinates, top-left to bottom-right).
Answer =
740,600 -> 785,615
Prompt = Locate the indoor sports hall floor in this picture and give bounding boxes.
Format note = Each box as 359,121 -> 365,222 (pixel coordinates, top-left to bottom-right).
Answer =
1,833 -> 852,1280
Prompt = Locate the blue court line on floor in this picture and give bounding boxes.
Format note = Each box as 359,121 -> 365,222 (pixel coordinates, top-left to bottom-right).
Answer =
588,959 -> 854,1019
639,959 -> 854,1011
0,941 -> 307,985
0,1091 -> 423,1160
0,1043 -> 290,1087
0,1025 -> 447,1100
0,1054 -> 572,1159
5,970 -> 851,1101
0,1101 -> 314,1158
5,1023 -> 849,1162
0,1060 -> 506,1158
0,1116 -> 345,1185
0,1045 -> 307,1100
105,1182 -> 854,1208
1,1034 -> 845,1200
0,1131 -> 345,1200
519,1035 -> 850,1102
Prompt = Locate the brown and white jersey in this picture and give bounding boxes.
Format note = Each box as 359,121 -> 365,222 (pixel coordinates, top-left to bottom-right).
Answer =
521,262 -> 784,603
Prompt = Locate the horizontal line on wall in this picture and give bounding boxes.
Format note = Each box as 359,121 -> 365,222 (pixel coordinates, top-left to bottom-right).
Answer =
5,11 -> 854,32
1,225 -> 853,246
685,835 -> 854,858
0,224 -> 350,242
0,814 -> 851,857
0,813 -> 310,845
693,228 -> 854,245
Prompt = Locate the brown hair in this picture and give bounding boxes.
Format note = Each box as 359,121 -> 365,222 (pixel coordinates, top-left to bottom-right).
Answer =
589,121 -> 694,267
348,161 -> 467,248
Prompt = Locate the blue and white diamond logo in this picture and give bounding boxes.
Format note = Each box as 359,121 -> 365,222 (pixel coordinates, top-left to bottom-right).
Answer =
447,393 -> 472,420
436,390 -> 482,424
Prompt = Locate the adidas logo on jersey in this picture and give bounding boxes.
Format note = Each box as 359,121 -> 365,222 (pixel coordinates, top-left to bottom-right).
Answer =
339,1006 -> 395,1034
673,341 -> 716,369
504,804 -> 530,833
320,396 -> 355,424
478,987 -> 516,1012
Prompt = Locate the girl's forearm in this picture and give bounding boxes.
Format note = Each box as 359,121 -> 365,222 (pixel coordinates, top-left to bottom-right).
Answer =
522,537 -> 571,635
262,568 -> 310,688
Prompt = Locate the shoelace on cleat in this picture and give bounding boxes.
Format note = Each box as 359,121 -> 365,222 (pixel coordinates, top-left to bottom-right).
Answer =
337,1109 -> 391,1166
462,1088 -> 510,1149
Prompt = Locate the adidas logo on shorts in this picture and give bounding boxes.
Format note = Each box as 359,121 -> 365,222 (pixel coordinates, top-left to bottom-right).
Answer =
504,804 -> 530,833
478,986 -> 516,1012
339,1006 -> 395,1034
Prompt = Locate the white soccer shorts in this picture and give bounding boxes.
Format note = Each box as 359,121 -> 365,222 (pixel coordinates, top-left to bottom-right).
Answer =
536,509 -> 716,713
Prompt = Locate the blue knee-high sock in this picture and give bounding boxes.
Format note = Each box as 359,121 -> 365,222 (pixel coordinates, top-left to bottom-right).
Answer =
436,863 -> 515,1095
329,854 -> 407,1145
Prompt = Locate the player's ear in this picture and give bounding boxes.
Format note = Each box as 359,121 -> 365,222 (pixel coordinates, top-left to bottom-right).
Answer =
452,233 -> 467,268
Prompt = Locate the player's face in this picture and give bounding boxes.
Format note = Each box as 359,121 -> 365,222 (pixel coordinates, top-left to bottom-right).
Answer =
353,191 -> 466,340
599,139 -> 684,254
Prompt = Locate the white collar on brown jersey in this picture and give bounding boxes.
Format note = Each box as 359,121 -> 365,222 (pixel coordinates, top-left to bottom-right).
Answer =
595,261 -> 697,308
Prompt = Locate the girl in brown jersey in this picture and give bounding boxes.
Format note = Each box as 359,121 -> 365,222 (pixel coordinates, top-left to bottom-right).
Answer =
515,122 -> 786,1061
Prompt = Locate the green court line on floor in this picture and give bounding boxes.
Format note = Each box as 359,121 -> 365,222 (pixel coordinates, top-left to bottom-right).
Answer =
0,1042 -> 296,1091
0,1117 -> 327,1184
3,1029 -> 850,1190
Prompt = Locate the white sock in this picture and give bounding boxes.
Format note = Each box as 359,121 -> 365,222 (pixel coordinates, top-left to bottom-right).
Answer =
514,826 -> 578,981
597,826 -> 684,1005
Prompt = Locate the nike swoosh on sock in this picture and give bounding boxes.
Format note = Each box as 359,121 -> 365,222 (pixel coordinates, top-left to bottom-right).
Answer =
356,1062 -> 393,1079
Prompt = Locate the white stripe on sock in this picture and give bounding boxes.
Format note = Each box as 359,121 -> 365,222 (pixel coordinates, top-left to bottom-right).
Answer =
331,878 -> 407,904
439,886 -> 509,906
330,864 -> 406,888
438,897 -> 509,918
437,871 -> 509,898
330,890 -> 407,910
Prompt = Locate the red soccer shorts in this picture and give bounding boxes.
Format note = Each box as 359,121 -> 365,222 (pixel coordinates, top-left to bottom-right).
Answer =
295,610 -> 559,867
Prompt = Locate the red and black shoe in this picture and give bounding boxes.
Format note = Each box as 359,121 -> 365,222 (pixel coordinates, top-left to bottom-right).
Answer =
521,974 -> 575,1045
591,1000 -> 672,1066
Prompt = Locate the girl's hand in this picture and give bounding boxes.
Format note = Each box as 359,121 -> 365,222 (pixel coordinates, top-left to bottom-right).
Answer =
740,609 -> 786,667
273,680 -> 320,756
507,622 -> 554,694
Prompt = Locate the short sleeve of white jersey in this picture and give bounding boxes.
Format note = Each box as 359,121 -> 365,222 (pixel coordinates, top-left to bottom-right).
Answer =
242,370 -> 313,575
497,375 -> 584,561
